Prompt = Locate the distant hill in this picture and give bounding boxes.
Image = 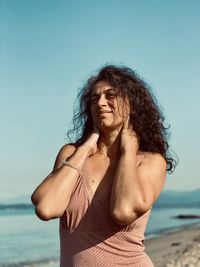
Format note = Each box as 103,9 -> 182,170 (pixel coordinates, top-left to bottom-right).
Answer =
0,189 -> 200,208
0,194 -> 32,205
0,194 -> 33,210
154,189 -> 200,208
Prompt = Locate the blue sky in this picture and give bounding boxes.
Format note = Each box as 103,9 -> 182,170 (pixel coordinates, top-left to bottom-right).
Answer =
0,0 -> 200,199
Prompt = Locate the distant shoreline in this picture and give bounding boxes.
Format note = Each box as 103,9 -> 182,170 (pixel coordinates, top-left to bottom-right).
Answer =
145,220 -> 200,239
0,203 -> 34,209
1,202 -> 200,209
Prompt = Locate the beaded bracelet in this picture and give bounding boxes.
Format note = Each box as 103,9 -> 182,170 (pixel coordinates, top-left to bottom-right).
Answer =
61,160 -> 82,176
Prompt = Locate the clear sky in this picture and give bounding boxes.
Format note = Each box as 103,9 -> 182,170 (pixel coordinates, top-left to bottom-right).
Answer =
0,0 -> 200,199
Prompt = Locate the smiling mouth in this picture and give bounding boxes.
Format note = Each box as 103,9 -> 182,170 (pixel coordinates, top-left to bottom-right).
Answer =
98,110 -> 112,115
98,112 -> 112,118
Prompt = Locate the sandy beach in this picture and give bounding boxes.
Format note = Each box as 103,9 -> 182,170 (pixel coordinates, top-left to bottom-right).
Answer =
22,225 -> 200,267
145,225 -> 200,267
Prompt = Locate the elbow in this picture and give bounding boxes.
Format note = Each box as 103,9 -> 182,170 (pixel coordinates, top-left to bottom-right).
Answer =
34,203 -> 63,221
31,193 -> 51,220
110,200 -> 151,225
110,208 -> 138,225
31,192 -> 38,206
35,205 -> 53,221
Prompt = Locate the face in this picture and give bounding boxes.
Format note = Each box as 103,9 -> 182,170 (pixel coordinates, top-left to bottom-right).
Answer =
90,81 -> 129,131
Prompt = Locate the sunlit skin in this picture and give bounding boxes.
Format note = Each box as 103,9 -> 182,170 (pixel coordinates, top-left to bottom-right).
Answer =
84,81 -> 166,225
30,66 -> 167,267
91,80 -> 128,133
90,81 -> 132,159
32,81 -> 166,226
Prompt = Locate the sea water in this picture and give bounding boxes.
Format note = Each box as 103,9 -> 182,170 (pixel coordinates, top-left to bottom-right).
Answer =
1,206 -> 200,267
0,208 -> 59,267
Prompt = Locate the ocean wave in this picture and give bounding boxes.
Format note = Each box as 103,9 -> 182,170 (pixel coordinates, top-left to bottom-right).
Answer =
1,258 -> 59,267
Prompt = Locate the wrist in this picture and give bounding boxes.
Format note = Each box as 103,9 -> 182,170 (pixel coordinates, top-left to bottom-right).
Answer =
120,151 -> 138,166
61,160 -> 82,176
121,146 -> 138,154
78,144 -> 93,156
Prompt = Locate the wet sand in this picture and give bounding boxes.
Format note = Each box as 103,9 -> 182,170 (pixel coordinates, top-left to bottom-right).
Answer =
145,225 -> 200,267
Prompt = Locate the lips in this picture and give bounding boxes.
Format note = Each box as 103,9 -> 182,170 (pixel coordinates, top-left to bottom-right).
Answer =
98,110 -> 112,115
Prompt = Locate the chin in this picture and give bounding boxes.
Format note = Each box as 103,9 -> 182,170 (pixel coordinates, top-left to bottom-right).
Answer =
98,122 -> 123,132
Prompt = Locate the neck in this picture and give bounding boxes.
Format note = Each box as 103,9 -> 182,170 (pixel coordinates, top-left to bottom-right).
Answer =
97,127 -> 122,159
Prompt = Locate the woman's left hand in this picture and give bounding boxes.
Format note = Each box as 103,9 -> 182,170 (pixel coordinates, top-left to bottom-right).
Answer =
120,117 -> 139,153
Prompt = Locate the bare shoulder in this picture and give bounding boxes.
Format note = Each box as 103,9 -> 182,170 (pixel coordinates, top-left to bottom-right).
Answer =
58,143 -> 77,157
138,152 -> 167,186
142,152 -> 167,170
138,152 -> 167,205
53,144 -> 77,171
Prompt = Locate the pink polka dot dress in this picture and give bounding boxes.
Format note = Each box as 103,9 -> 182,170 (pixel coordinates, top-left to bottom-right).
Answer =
60,169 -> 154,266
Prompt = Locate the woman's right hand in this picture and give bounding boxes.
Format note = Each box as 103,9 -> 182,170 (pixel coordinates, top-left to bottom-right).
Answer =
81,127 -> 100,157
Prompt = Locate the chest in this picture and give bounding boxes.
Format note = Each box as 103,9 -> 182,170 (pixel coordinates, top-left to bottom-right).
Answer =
83,156 -> 116,202
82,154 -> 143,203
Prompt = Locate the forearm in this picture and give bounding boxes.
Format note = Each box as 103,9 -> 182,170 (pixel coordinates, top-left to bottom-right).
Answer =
110,152 -> 146,224
32,145 -> 90,220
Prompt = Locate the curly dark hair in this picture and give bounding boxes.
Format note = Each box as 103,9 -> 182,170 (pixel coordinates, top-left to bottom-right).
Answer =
67,64 -> 177,173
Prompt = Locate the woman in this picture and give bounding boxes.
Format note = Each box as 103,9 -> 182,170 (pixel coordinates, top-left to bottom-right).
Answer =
31,65 -> 176,266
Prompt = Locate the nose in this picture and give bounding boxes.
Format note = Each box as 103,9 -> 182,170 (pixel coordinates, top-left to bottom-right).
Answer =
97,94 -> 107,107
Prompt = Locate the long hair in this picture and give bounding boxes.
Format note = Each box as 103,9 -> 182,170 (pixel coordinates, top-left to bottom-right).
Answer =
67,64 -> 177,173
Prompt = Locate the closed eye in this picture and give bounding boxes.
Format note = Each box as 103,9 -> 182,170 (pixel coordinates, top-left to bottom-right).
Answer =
105,93 -> 117,99
91,95 -> 98,103
91,89 -> 117,103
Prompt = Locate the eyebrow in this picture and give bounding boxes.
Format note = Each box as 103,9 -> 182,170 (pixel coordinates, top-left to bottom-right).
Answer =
91,88 -> 115,97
